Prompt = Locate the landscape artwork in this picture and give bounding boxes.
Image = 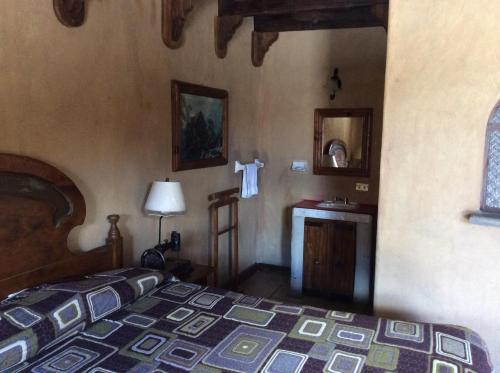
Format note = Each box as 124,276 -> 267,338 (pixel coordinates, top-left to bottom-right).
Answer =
172,81 -> 228,171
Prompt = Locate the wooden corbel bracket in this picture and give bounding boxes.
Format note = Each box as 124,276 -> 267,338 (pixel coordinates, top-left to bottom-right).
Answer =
215,15 -> 244,59
53,0 -> 85,27
162,0 -> 193,49
251,31 -> 279,67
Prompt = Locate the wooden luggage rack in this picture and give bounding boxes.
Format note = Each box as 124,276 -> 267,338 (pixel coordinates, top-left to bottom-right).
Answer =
208,187 -> 239,289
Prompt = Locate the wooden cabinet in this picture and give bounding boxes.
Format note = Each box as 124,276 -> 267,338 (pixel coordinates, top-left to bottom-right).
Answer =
302,218 -> 356,298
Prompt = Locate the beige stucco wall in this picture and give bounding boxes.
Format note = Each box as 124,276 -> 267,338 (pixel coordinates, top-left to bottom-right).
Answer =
0,1 -> 387,271
0,0 -> 261,272
5,0 -> 499,368
375,0 -> 500,368
256,28 -> 387,265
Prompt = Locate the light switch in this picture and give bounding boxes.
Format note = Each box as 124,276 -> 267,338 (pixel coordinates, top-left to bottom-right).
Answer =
356,183 -> 369,192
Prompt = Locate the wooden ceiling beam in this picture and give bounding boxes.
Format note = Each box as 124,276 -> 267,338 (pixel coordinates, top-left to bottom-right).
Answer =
253,5 -> 387,32
219,0 -> 388,17
217,0 -> 388,67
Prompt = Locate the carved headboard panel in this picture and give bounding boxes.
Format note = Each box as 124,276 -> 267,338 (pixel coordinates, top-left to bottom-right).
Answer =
0,154 -> 123,299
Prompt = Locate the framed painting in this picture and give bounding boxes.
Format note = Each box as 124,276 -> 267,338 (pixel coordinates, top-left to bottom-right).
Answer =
171,80 -> 228,171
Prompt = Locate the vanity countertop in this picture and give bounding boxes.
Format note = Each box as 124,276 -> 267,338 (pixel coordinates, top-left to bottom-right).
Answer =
294,200 -> 378,216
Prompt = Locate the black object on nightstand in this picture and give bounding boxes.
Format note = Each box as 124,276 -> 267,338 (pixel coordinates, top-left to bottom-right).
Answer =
141,231 -> 193,276
165,258 -> 193,278
180,264 -> 215,286
142,250 -> 193,276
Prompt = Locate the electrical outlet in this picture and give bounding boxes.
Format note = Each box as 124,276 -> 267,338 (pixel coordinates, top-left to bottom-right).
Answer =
356,183 -> 369,192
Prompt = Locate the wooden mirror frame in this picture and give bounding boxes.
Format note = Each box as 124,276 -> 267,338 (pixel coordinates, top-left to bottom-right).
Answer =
313,108 -> 373,177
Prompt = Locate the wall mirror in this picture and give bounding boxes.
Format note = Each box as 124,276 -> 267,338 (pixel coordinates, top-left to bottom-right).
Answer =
314,108 -> 372,177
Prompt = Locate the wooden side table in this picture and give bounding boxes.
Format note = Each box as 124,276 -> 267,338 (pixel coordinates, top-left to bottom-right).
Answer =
180,264 -> 215,286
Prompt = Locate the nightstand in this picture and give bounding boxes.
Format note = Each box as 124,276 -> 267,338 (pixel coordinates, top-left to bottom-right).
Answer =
178,264 -> 215,286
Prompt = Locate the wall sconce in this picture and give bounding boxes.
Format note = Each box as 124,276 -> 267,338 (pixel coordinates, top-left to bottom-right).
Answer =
330,67 -> 342,101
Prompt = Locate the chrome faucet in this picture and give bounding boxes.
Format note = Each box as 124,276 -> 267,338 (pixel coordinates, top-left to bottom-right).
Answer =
333,196 -> 349,205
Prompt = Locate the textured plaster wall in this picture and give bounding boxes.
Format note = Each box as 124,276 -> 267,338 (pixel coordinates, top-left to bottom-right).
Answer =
255,29 -> 387,265
375,0 -> 500,368
0,0 -> 261,271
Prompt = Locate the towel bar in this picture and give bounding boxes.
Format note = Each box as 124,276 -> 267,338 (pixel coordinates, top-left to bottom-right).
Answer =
234,159 -> 264,173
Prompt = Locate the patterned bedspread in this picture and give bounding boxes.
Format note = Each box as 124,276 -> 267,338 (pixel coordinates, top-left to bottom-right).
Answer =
0,268 -> 492,372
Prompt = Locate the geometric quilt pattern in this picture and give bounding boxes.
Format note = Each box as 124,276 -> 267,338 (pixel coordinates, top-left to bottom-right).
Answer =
261,349 -> 308,373
288,316 -> 335,343
0,267 -> 165,371
188,292 -> 224,309
430,359 -> 459,373
165,306 -> 195,323
4,307 -> 43,328
223,305 -> 276,326
326,310 -> 355,322
119,329 -> 175,362
235,295 -> 262,307
32,346 -> 100,373
155,339 -> 210,370
366,344 -> 400,370
271,304 -> 304,316
49,295 -> 86,334
82,319 -> 123,340
375,318 -> 432,353
0,270 -> 493,373
122,314 -> 157,328
324,350 -> 366,373
128,273 -> 163,297
0,330 -> 37,372
203,325 -> 286,373
173,312 -> 220,338
327,324 -> 374,349
435,332 -> 472,364
30,337 -> 117,373
86,287 -> 121,322
152,282 -> 202,303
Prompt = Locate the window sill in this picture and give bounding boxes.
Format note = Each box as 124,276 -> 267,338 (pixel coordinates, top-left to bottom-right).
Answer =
468,211 -> 500,227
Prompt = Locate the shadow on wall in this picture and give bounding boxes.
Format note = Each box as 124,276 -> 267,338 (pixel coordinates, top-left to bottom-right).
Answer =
117,214 -> 135,265
372,307 -> 412,322
280,205 -> 293,267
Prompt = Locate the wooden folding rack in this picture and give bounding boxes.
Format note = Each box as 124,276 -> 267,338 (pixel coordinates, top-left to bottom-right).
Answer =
208,187 -> 239,289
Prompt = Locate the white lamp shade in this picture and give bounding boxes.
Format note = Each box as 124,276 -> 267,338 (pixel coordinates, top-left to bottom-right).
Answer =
144,181 -> 186,216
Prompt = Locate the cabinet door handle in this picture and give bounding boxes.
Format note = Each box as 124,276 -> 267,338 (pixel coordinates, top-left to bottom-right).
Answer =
314,260 -> 321,265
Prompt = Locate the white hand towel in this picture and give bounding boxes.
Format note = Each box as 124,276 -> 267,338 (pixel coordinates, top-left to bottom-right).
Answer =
241,163 -> 258,198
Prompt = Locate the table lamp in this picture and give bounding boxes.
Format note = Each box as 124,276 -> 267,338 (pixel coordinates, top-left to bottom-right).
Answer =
144,179 -> 186,249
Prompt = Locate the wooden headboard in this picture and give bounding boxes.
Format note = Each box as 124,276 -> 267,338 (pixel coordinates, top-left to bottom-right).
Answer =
0,154 -> 123,299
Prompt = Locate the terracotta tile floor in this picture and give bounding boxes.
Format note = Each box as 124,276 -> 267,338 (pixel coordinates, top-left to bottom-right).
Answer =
237,266 -> 370,314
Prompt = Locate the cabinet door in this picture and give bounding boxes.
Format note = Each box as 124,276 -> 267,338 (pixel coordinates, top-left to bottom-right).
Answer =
303,218 -> 356,298
327,220 -> 356,297
302,219 -> 329,292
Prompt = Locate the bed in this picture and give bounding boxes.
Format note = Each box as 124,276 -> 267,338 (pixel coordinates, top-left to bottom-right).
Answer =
0,154 -> 493,373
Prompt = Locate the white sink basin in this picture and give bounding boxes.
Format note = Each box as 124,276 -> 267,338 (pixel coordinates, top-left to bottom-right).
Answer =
316,201 -> 359,210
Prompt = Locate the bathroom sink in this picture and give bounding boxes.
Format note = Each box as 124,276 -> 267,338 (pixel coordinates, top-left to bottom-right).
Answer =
316,201 -> 359,210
